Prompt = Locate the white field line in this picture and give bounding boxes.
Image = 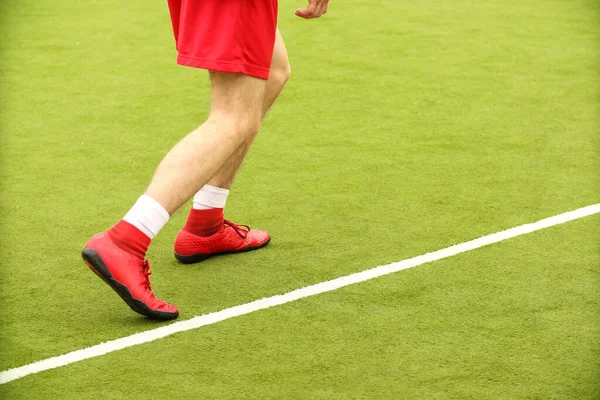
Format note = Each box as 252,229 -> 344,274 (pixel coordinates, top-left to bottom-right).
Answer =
2,203 -> 599,385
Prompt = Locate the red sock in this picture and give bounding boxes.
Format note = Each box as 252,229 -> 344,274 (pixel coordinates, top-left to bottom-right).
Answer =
183,208 -> 224,237
107,220 -> 151,259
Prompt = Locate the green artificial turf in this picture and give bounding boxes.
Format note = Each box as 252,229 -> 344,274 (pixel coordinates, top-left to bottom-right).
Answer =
2,216 -> 599,399
1,0 -> 598,398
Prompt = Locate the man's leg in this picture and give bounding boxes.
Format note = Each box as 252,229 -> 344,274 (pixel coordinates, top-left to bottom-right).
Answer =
146,71 -> 267,213
174,31 -> 291,263
208,30 -> 291,189
82,71 -> 267,320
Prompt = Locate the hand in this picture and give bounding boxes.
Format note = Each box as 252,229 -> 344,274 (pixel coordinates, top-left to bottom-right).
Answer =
295,0 -> 330,19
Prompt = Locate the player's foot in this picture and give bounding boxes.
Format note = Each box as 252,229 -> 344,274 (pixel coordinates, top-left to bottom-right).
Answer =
82,232 -> 179,320
174,220 -> 271,264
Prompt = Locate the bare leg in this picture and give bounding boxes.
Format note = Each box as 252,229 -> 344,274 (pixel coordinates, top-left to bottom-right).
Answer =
207,30 -> 291,189
146,72 -> 267,214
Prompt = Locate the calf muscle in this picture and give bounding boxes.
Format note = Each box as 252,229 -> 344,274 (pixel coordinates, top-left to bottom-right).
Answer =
145,72 -> 266,214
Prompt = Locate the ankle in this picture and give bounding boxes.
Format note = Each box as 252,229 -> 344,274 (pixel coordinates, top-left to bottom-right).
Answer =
183,208 -> 224,236
108,220 -> 151,259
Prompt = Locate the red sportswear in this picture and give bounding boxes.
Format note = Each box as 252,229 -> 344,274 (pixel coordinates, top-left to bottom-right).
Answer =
167,0 -> 279,79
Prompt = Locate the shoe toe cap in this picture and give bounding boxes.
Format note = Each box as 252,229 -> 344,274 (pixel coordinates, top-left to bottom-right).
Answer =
247,229 -> 271,245
149,300 -> 179,319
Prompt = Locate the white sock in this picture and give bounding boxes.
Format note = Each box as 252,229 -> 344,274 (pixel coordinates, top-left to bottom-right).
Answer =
123,195 -> 170,239
193,185 -> 229,210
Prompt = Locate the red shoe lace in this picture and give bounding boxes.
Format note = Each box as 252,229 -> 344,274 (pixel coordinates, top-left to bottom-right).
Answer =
224,220 -> 250,239
141,260 -> 152,291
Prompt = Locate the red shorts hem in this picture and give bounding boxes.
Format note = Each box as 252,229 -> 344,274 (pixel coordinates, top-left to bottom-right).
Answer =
177,54 -> 271,80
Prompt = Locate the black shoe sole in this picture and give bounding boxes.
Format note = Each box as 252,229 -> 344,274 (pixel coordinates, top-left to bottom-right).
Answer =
82,248 -> 179,321
174,237 -> 271,264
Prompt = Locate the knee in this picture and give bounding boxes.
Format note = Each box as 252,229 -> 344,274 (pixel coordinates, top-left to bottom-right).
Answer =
215,113 -> 262,141
237,114 -> 262,139
282,63 -> 292,84
272,63 -> 291,90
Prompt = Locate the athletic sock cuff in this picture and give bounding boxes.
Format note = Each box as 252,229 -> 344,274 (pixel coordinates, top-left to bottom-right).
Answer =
193,185 -> 230,210
123,195 -> 170,239
108,220 -> 151,259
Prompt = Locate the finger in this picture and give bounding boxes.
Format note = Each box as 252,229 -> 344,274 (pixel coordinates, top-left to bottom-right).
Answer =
295,9 -> 317,19
295,8 -> 309,18
295,8 -> 308,18
296,8 -> 314,19
295,2 -> 317,18
313,0 -> 328,18
314,2 -> 324,17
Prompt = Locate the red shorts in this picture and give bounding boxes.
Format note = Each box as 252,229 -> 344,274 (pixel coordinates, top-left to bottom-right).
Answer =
167,0 -> 278,80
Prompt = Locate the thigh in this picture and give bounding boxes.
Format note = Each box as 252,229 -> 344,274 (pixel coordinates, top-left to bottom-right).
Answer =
271,29 -> 290,74
209,72 -> 267,118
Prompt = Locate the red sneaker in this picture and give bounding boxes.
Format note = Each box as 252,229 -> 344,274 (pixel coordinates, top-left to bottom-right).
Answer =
82,232 -> 179,320
174,220 -> 271,264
